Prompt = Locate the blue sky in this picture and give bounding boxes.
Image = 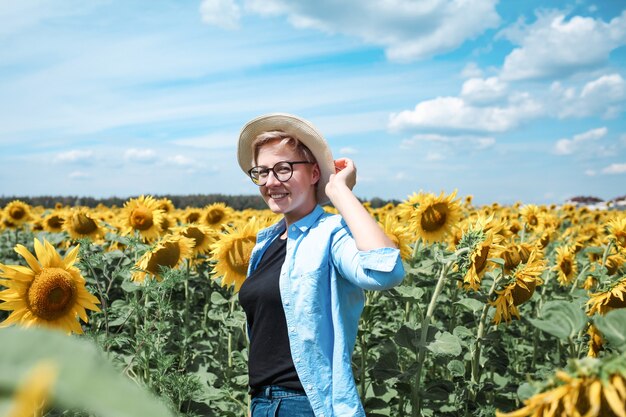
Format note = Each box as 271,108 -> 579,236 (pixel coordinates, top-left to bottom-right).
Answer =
1,0 -> 625,206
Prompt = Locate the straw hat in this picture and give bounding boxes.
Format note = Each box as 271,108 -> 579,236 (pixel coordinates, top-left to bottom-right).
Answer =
237,113 -> 335,204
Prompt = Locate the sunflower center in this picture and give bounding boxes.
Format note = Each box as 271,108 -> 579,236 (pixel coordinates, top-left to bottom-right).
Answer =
130,207 -> 154,231
184,227 -> 205,247
71,213 -> 98,235
205,209 -> 225,225
186,212 -> 201,224
616,232 -> 626,249
9,206 -> 26,220
226,236 -> 256,277
47,215 -> 65,229
474,245 -> 490,274
560,259 -> 572,276
528,215 -> 538,226
28,268 -> 77,321
420,203 -> 448,232
146,242 -> 180,275
502,247 -> 521,273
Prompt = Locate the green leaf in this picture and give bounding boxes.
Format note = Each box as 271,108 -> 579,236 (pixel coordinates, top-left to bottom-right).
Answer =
0,327 -> 174,417
427,332 -> 462,357
121,279 -> 141,292
393,285 -> 425,301
594,309 -> 626,353
394,325 -> 419,350
526,300 -> 587,341
447,359 -> 466,377
210,291 -> 229,305
455,298 -> 484,313
517,382 -> 537,401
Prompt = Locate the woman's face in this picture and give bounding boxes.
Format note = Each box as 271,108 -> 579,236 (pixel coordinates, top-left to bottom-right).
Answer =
255,140 -> 320,224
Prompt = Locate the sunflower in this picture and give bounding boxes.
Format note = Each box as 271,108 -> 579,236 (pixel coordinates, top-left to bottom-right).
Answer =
519,204 -> 543,233
378,213 -> 413,261
605,253 -> 626,276
209,217 -> 268,292
397,190 -> 463,245
607,217 -> 626,251
6,360 -> 58,417
553,245 -> 578,286
63,208 -> 105,241
132,235 -> 195,283
156,197 -> 176,214
496,357 -> 626,417
490,250 -> 544,325
3,200 -> 33,228
587,324 -> 604,358
42,211 -> 66,233
175,224 -> 218,256
0,239 -> 101,334
182,208 -> 204,224
495,242 -> 535,275
587,277 -> 626,316
203,202 -> 234,230
121,195 -> 166,242
463,234 -> 500,291
455,216 -> 506,289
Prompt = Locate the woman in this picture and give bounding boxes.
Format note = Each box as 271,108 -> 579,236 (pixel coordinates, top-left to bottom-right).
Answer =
237,113 -> 405,417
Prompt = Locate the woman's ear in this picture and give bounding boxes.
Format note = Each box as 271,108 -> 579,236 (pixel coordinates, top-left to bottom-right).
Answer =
311,163 -> 321,185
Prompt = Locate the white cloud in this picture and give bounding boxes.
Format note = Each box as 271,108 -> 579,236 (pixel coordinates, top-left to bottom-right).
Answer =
554,127 -> 607,155
56,149 -> 94,163
243,0 -> 501,61
460,77 -> 507,104
602,163 -> 626,174
339,147 -> 358,155
69,171 -> 90,180
553,74 -> 626,118
585,169 -> 596,176
499,10 -> 626,80
172,132 -> 237,149
425,151 -> 444,161
124,148 -> 157,162
461,62 -> 483,79
400,133 -> 496,153
389,92 -> 541,133
199,0 -> 241,29
167,155 -> 197,166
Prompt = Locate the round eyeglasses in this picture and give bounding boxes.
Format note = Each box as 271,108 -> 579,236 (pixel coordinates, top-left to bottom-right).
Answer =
247,160 -> 312,186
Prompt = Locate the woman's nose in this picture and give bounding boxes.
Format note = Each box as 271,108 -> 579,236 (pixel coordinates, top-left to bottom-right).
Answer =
264,170 -> 282,186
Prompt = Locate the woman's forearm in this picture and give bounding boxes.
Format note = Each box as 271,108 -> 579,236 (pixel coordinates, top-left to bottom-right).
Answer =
326,182 -> 396,251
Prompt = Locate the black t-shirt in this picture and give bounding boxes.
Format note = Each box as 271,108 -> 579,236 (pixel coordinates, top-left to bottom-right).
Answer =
238,236 -> 303,394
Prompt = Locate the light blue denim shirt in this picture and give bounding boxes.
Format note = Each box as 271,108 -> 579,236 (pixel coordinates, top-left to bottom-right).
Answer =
246,205 -> 405,417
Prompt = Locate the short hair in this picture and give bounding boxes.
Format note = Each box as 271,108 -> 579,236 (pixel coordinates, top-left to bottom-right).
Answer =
251,131 -> 317,166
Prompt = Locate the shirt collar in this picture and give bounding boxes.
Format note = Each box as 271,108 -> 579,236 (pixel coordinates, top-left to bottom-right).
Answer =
257,205 -> 325,240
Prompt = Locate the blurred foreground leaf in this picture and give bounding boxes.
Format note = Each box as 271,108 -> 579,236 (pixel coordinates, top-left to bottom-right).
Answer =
0,327 -> 174,417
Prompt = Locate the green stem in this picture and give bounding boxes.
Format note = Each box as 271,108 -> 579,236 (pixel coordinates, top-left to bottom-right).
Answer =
569,264 -> 590,296
470,273 -> 501,397
412,247 -> 468,417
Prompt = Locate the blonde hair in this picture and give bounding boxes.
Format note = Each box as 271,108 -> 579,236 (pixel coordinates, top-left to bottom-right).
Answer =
251,131 -> 316,166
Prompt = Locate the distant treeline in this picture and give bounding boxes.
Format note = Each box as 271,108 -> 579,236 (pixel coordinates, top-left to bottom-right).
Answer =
0,194 -> 400,210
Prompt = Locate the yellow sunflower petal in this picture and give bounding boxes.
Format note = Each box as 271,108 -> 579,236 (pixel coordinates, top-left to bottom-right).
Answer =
602,382 -> 626,417
13,245 -> 42,274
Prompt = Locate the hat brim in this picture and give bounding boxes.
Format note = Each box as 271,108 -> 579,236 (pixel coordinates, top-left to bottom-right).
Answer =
237,113 -> 335,205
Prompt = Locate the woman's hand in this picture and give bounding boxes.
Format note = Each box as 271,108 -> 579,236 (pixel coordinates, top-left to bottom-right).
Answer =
326,158 -> 357,194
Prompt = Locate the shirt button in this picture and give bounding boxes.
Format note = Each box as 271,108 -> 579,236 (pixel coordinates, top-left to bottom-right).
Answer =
292,226 -> 296,231
307,384 -> 313,391
285,299 -> 290,305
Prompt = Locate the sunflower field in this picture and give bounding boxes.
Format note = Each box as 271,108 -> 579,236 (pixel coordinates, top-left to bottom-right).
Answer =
1,193 -> 626,417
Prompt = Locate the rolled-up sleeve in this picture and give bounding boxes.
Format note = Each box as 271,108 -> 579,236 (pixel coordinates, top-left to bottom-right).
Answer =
331,226 -> 405,291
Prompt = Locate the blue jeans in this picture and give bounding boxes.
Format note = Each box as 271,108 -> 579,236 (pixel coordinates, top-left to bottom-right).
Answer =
250,385 -> 315,417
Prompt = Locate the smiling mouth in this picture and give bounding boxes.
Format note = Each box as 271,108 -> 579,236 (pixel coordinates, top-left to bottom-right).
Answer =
269,193 -> 289,199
